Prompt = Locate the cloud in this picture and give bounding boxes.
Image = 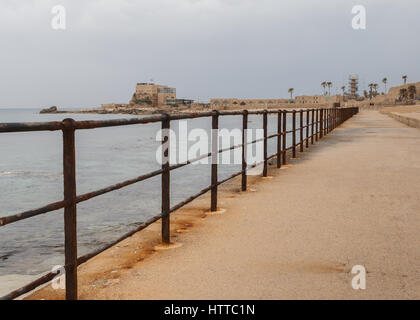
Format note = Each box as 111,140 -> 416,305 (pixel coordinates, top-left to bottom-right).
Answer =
0,0 -> 419,107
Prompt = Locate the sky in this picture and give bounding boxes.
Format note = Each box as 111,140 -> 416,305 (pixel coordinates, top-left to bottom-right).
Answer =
0,0 -> 419,107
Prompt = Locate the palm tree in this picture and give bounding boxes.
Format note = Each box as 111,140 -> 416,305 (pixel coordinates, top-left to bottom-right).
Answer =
321,82 -> 327,95
368,83 -> 373,99
402,75 -> 407,85
288,88 -> 294,99
341,85 -> 346,95
382,77 -> 388,93
408,85 -> 417,100
373,83 -> 379,97
327,82 -> 332,95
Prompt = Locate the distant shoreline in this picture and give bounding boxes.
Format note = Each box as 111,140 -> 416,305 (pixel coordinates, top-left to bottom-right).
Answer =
39,105 -> 210,116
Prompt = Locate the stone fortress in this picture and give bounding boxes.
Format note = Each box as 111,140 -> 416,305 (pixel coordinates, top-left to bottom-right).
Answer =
101,83 -> 195,111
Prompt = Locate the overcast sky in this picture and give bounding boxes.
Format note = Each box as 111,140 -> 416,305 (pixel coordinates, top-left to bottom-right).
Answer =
0,0 -> 419,107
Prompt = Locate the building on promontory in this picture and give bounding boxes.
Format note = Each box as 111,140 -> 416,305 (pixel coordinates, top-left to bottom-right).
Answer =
129,83 -> 193,107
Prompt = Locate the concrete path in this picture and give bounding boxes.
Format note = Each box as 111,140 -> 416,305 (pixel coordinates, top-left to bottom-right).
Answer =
33,110 -> 420,300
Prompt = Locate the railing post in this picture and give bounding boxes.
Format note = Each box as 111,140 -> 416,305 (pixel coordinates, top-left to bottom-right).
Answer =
241,110 -> 248,191
62,118 -> 78,300
263,110 -> 268,177
337,108 -> 339,127
299,110 -> 304,152
315,109 -> 319,141
328,109 -> 331,133
330,109 -> 332,131
161,114 -> 170,244
325,108 -> 330,135
292,110 -> 296,158
277,110 -> 281,168
320,109 -> 324,139
311,109 -> 315,145
282,110 -> 287,165
306,109 -> 309,148
211,110 -> 219,212
337,108 -> 340,127
325,109 -> 328,135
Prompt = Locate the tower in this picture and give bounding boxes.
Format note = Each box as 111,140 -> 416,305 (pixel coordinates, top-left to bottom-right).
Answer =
348,75 -> 359,100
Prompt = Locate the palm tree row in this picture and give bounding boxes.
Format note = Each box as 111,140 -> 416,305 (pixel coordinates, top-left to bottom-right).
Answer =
321,81 -> 333,96
399,85 -> 417,102
368,83 -> 379,99
297,75 -> 411,101
368,75 -> 407,98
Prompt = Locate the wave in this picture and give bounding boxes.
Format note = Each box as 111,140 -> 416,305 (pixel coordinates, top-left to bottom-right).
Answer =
0,170 -> 60,178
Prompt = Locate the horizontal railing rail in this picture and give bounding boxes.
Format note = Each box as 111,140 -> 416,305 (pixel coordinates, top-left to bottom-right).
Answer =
0,107 -> 358,300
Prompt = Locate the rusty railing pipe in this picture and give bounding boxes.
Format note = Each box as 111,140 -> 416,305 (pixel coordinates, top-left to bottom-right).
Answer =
62,118 -> 78,300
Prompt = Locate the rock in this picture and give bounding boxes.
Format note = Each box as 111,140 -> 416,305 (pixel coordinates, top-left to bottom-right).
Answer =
40,106 -> 58,114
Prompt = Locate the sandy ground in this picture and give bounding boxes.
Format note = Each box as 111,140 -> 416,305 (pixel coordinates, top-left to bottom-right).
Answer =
28,110 -> 420,300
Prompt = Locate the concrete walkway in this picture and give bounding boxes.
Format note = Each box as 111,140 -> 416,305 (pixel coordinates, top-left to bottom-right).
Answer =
31,110 -> 420,300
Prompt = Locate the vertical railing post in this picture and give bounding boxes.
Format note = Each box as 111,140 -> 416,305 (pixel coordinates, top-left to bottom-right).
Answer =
336,108 -> 339,127
315,109 -> 319,141
161,114 -> 170,244
62,118 -> 78,300
328,109 -> 331,133
292,110 -> 296,158
326,109 -> 329,134
336,108 -> 338,128
241,110 -> 248,191
211,110 -> 219,212
311,109 -> 315,145
299,110 -> 304,152
306,109 -> 309,148
329,109 -> 331,132
332,109 -> 334,131
282,110 -> 287,165
277,110 -> 281,168
325,109 -> 328,135
263,110 -> 268,177
320,108 -> 324,139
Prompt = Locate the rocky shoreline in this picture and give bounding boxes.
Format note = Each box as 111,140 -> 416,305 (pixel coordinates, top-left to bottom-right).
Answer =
39,105 -> 206,116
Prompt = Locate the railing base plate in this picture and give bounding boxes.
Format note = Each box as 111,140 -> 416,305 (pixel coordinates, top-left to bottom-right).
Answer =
261,176 -> 273,180
154,242 -> 183,251
205,208 -> 226,216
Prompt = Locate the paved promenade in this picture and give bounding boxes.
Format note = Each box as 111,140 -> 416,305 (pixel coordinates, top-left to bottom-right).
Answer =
30,111 -> 420,299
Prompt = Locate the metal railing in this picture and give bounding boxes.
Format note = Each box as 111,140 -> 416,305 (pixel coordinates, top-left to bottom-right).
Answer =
0,107 -> 358,300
